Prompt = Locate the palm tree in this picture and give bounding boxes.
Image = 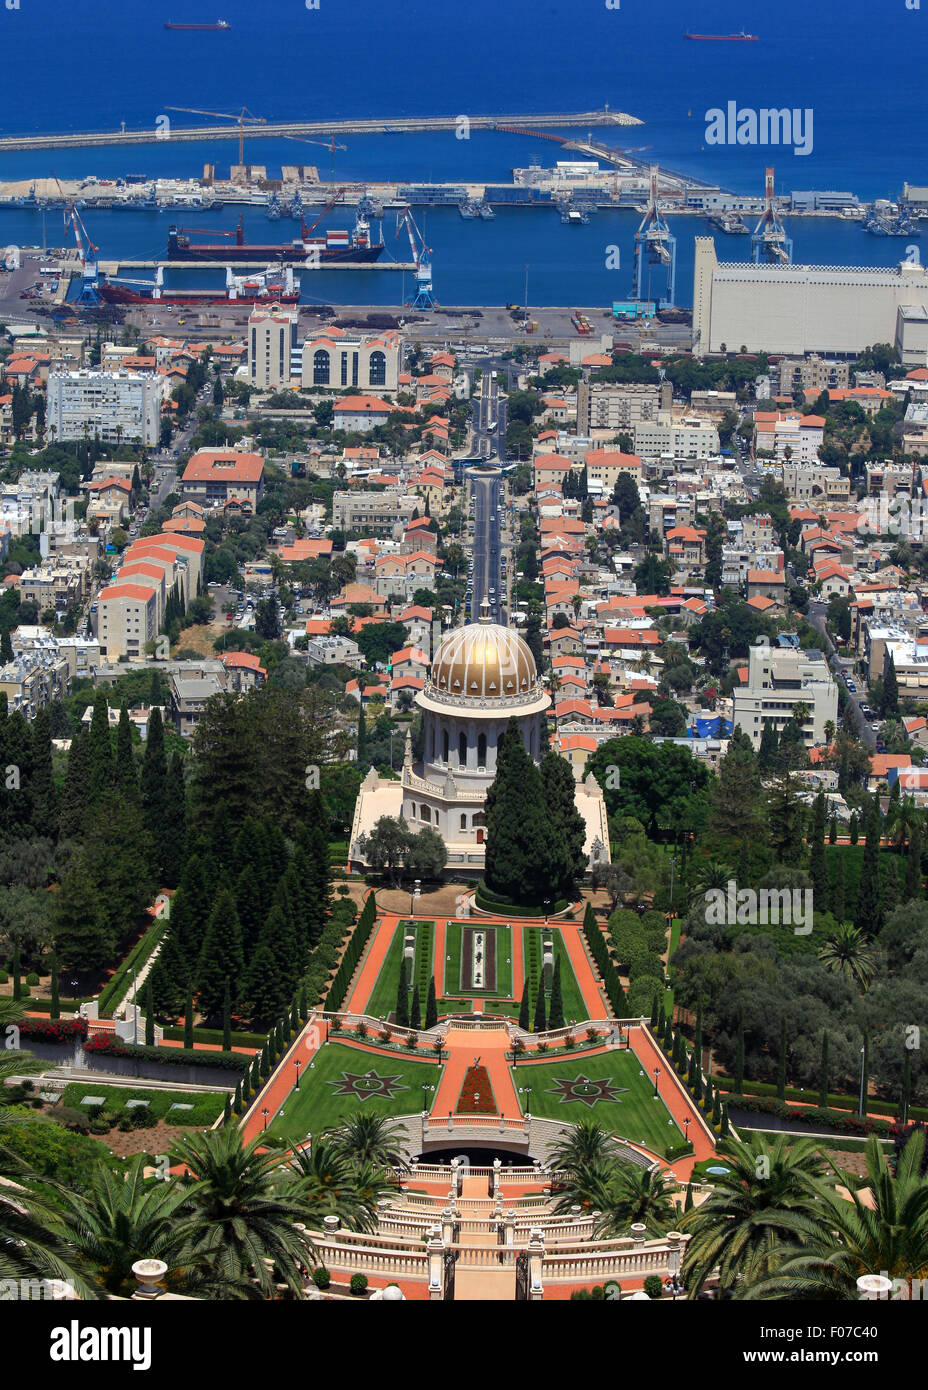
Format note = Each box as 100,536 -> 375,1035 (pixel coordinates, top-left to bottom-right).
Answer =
327,1112 -> 407,1170
681,1134 -> 830,1296
53,1154 -> 192,1298
288,1136 -> 391,1235
818,922 -> 879,993
547,1118 -> 614,1175
687,857 -> 733,905
886,794 -> 922,850
171,1125 -> 315,1299
742,1133 -> 928,1299
592,1163 -> 677,1238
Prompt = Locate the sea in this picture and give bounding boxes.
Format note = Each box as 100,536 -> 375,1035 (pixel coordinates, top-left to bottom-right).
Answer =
0,0 -> 926,307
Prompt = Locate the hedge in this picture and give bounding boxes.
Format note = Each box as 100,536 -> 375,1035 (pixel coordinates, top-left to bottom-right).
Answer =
17,1017 -> 87,1042
98,913 -> 169,1018
18,998 -> 94,1014
162,1024 -> 266,1048
82,1035 -> 251,1072
582,902 -> 627,1016
325,893 -> 375,1011
729,1093 -> 892,1137
713,1075 -> 928,1123
474,883 -> 569,917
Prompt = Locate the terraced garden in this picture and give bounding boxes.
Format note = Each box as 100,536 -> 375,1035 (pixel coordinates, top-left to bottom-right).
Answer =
522,927 -> 588,1023
442,920 -> 512,998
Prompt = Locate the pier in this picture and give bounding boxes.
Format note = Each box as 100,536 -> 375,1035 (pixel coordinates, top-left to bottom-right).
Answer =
95,260 -> 418,273
0,110 -> 640,154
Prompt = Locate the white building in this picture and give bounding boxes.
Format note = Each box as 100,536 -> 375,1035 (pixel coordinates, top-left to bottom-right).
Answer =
47,370 -> 164,448
248,306 -> 299,390
693,236 -> 928,357
733,643 -> 838,750
633,416 -> 720,461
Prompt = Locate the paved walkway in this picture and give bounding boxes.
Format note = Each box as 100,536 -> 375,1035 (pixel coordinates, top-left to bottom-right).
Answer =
345,912 -> 399,1015
434,1025 -> 521,1120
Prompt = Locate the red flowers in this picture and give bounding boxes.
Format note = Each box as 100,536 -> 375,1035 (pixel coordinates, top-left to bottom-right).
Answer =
456,1065 -> 497,1115
19,1018 -> 87,1042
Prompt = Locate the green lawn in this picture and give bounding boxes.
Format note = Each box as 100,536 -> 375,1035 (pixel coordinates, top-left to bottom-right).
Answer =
511,1051 -> 683,1157
59,1084 -> 226,1128
521,927 -> 588,1024
363,918 -> 404,1020
412,920 -> 436,1009
442,921 -> 513,998
265,1041 -> 443,1143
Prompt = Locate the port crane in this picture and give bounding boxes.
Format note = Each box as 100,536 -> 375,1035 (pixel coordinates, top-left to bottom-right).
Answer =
395,205 -> 435,309
283,132 -> 348,179
751,166 -> 793,265
633,164 -> 676,308
164,106 -> 267,165
63,202 -> 101,304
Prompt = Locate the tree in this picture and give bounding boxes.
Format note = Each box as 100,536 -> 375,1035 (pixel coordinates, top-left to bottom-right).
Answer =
707,729 -> 765,847
855,796 -> 883,935
734,1006 -> 745,1094
364,816 -> 413,888
808,789 -> 828,904
395,956 -> 409,1027
240,942 -> 289,1029
28,707 -> 57,837
171,1125 -> 317,1298
681,1134 -> 828,1295
424,975 -> 438,1031
163,751 -> 187,888
548,957 -> 565,1031
533,973 -> 547,1033
196,889 -> 244,1020
882,655 -> 899,718
483,720 -> 558,905
541,751 -> 588,896
114,706 -> 137,803
518,979 -> 530,1031
409,983 -> 421,1032
818,1030 -> 830,1108
184,984 -> 194,1049
144,980 -> 155,1046
818,923 -> 878,993
53,856 -> 111,972
87,691 -> 112,803
328,1112 -> 408,1169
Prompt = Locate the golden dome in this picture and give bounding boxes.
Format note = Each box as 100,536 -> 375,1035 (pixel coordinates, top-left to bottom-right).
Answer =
430,611 -> 538,702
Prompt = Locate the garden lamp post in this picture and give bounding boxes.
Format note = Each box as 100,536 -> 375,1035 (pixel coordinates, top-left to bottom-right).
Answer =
262,1107 -> 269,1132
294,1058 -> 302,1090
653,1067 -> 660,1098
683,1117 -> 690,1146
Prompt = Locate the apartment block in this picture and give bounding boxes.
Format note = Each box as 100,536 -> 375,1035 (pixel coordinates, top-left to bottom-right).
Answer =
733,644 -> 838,750
47,370 -> 164,448
576,380 -> 672,436
96,583 -> 159,661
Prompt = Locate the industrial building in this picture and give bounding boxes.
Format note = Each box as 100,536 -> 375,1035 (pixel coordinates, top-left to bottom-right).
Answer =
692,237 -> 928,358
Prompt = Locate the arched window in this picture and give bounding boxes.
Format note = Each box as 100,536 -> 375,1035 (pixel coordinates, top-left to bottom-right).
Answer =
408,802 -> 416,819
420,804 -> 431,823
313,348 -> 330,385
442,729 -> 449,762
369,350 -> 386,386
477,732 -> 487,767
460,813 -> 467,831
458,731 -> 467,767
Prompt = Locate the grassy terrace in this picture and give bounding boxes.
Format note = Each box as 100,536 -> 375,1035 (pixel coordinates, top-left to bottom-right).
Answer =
265,1041 -> 442,1143
364,920 -> 436,1022
511,1051 -> 683,1158
522,926 -> 588,1023
59,1084 -> 226,1128
442,921 -> 513,999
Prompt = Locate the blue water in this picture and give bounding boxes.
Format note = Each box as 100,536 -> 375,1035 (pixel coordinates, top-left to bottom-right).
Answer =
1,0 -> 925,305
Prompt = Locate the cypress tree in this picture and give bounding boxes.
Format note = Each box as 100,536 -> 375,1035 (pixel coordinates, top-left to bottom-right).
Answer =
833,853 -> 846,923
883,655 -> 899,717
533,974 -> 547,1033
183,984 -> 194,1049
819,1030 -> 829,1108
395,957 -> 409,1027
485,718 -> 559,905
849,812 -> 859,846
776,1015 -> 787,1101
518,979 -> 530,1031
828,816 -> 837,845
114,706 -> 137,802
49,951 -> 59,1021
691,1002 -> 703,1102
901,1048 -> 912,1125
540,750 -> 588,897
60,726 -> 91,839
222,978 -> 232,1052
683,1183 -> 694,1213
712,1088 -> 721,1126
144,979 -> 155,1046
548,957 -> 565,1031
809,790 -> 828,906
223,1095 -> 232,1125
233,1079 -> 243,1115
290,1003 -> 299,1036
162,751 -> 187,888
720,1102 -> 730,1137
357,705 -> 368,764
299,982 -> 308,1022
87,690 -> 112,803
734,1006 -> 745,1095
11,942 -> 20,1002
882,856 -> 900,920
0,627 -> 12,665
140,706 -> 168,878
855,796 -> 883,935
905,822 -> 923,902
409,983 -> 421,1032
28,707 -> 57,837
425,975 -> 438,1030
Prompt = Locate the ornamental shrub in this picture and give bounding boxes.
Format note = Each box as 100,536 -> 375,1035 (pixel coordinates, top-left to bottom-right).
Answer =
644,1275 -> 663,1300
312,1267 -> 330,1290
350,1273 -> 368,1295
25,973 -> 40,987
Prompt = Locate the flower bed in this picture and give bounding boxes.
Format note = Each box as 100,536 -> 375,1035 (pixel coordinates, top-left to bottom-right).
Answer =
18,1017 -> 87,1042
82,1035 -> 250,1072
729,1093 -> 891,1137
455,1064 -> 497,1115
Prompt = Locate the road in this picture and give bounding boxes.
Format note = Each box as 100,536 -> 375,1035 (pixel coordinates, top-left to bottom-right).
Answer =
468,471 -> 503,624
469,364 -> 508,463
807,601 -> 876,750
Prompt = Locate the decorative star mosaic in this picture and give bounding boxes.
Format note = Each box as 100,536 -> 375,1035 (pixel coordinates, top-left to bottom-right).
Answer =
548,1074 -> 629,1108
327,1069 -> 408,1102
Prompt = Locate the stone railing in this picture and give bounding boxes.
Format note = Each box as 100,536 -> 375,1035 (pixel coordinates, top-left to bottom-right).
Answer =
541,1232 -> 689,1284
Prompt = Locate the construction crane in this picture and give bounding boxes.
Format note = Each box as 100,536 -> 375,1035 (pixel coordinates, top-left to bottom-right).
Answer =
303,186 -> 348,236
633,165 -> 676,308
752,166 -> 793,265
63,203 -> 101,304
395,205 -> 435,309
283,132 -> 347,179
164,106 -> 267,165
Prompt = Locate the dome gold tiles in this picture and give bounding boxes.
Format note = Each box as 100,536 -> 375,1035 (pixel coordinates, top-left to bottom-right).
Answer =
431,621 -> 537,701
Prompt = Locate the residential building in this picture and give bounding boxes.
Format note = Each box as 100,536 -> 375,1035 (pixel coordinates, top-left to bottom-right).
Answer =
181,450 -> 264,511
733,644 -> 838,750
247,306 -> 298,389
47,370 -> 164,447
95,583 -> 159,661
576,380 -> 672,436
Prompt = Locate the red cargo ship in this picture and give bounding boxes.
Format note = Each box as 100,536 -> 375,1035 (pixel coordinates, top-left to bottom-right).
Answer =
99,263 -> 300,307
168,213 -> 384,263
